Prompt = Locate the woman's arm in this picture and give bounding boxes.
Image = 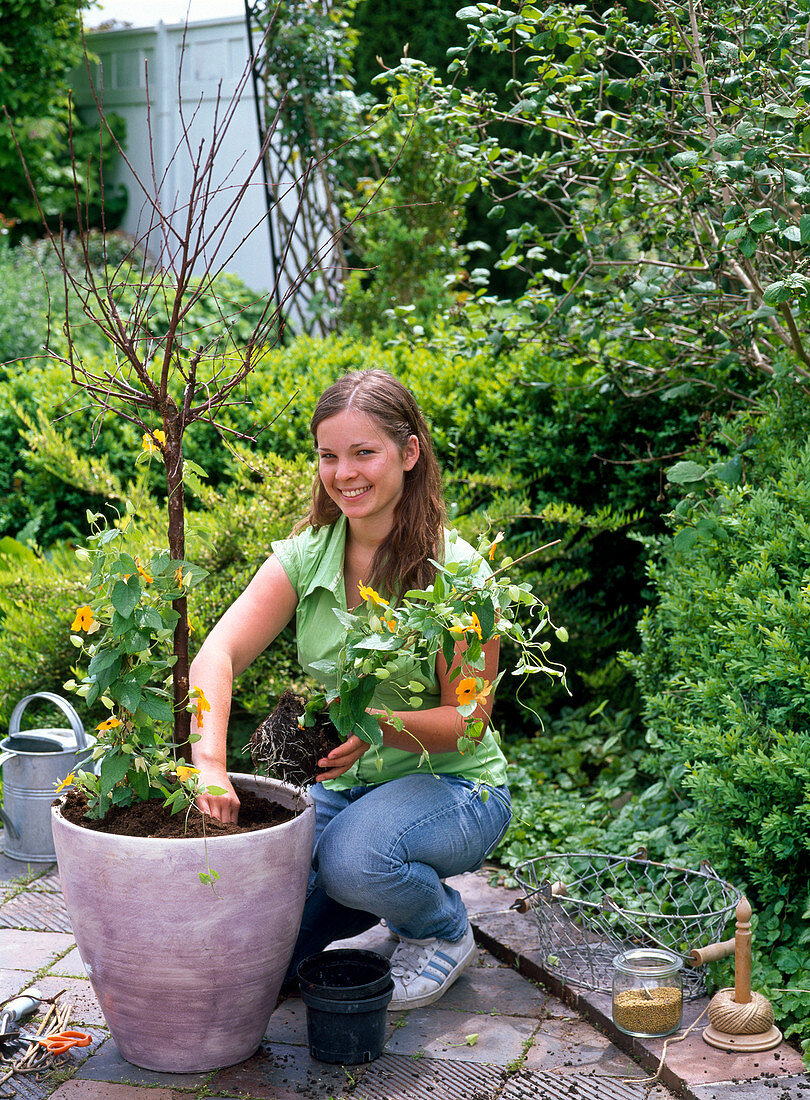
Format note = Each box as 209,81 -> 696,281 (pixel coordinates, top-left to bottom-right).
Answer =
190,555 -> 298,821
315,635 -> 500,780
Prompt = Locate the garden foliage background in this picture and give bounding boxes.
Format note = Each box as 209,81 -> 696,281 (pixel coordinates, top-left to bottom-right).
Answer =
1,0 -> 810,1050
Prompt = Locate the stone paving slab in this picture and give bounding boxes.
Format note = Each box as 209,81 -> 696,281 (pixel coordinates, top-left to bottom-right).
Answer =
524,1014 -> 649,1076
73,1039 -> 212,1089
31,975 -> 108,1027
0,928 -> 74,970
426,949 -> 549,1018
690,1076 -> 810,1099
383,1001 -> 537,1065
49,948 -> 89,979
0,967 -> 38,1001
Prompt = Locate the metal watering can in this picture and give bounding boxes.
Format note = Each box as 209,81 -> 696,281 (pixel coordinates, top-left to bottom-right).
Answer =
0,693 -> 93,862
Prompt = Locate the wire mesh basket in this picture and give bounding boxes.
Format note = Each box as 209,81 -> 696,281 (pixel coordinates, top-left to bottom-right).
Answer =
513,851 -> 742,998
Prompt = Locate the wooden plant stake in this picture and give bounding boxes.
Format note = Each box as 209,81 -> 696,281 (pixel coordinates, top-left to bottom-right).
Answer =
690,898 -> 782,1052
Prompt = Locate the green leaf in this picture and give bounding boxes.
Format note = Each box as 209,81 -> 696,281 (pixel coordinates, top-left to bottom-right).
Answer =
354,710 -> 383,746
111,576 -> 140,619
748,210 -> 776,234
712,133 -> 742,155
118,680 -> 142,713
671,151 -> 699,168
763,281 -> 792,305
716,455 -> 743,485
673,527 -> 699,552
764,104 -> 799,118
99,752 -> 130,797
605,80 -> 631,100
137,691 -> 175,723
123,630 -> 151,654
442,629 -> 457,669
137,607 -> 165,631
666,461 -> 707,485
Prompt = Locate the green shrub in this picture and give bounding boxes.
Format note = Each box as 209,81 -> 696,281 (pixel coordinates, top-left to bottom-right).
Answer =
0,239 -> 51,366
624,390 -> 810,1050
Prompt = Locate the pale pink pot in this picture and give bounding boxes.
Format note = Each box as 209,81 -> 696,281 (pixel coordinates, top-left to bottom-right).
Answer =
51,774 -> 315,1072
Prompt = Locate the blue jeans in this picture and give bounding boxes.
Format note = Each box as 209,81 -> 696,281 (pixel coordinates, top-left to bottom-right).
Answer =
286,773 -> 511,979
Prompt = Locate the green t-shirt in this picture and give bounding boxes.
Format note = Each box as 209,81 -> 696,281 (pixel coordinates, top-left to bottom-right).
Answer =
271,515 -> 508,790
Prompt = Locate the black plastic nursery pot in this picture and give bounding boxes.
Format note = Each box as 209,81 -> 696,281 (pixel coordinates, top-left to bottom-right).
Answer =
297,949 -> 393,1064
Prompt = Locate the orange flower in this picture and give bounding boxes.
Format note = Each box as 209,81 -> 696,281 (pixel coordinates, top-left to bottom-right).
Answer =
174,566 -> 185,588
358,582 -> 388,607
96,717 -> 122,732
176,765 -> 200,783
455,678 -> 492,708
449,614 -> 483,640
383,617 -> 397,633
192,687 -> 211,729
488,531 -> 504,561
71,605 -> 94,632
141,429 -> 166,454
55,772 -> 76,792
135,557 -> 153,584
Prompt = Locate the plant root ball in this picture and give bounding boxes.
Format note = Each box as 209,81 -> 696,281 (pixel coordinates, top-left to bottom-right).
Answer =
248,690 -> 341,788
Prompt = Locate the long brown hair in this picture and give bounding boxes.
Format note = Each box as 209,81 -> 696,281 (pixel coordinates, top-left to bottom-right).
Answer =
305,370 -> 446,597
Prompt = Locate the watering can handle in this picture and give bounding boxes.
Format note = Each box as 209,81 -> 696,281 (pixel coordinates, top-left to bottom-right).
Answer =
8,693 -> 87,751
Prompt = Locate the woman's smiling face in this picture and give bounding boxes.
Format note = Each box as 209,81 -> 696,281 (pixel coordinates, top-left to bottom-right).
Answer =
316,408 -> 419,533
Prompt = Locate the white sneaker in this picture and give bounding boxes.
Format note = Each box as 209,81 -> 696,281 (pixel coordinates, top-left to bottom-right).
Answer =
387,925 -> 476,1010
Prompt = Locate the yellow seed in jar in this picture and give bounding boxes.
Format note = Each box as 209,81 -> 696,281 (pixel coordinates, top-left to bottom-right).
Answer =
612,986 -> 682,1035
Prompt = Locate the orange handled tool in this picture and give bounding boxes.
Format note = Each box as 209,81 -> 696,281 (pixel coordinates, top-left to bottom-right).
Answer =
35,1030 -> 92,1055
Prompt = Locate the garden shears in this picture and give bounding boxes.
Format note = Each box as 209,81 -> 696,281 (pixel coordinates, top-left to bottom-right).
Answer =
34,1030 -> 92,1056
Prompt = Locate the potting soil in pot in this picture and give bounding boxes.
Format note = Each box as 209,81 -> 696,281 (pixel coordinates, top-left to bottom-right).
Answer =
59,783 -> 297,838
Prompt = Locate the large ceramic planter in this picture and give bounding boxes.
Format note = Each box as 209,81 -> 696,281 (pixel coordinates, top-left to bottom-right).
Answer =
51,773 -> 315,1072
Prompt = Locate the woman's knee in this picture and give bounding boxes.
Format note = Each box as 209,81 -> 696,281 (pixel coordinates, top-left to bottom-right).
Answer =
314,817 -> 382,904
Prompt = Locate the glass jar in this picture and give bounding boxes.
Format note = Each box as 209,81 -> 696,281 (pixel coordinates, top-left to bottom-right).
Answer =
612,948 -> 683,1038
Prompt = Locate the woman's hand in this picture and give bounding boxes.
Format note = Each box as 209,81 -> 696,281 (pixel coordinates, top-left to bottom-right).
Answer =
315,735 -> 371,781
195,766 -> 241,824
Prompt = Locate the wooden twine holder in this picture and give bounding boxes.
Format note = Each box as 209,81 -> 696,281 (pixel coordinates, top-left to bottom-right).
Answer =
690,897 -> 782,1052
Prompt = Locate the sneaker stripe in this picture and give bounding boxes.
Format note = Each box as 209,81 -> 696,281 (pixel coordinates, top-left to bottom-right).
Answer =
426,961 -> 452,977
434,951 -> 457,966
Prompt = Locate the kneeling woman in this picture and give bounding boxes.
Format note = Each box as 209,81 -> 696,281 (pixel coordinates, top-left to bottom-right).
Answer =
190,369 -> 511,1009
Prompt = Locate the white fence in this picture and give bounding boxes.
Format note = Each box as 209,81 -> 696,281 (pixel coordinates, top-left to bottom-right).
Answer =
72,16 -> 285,298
